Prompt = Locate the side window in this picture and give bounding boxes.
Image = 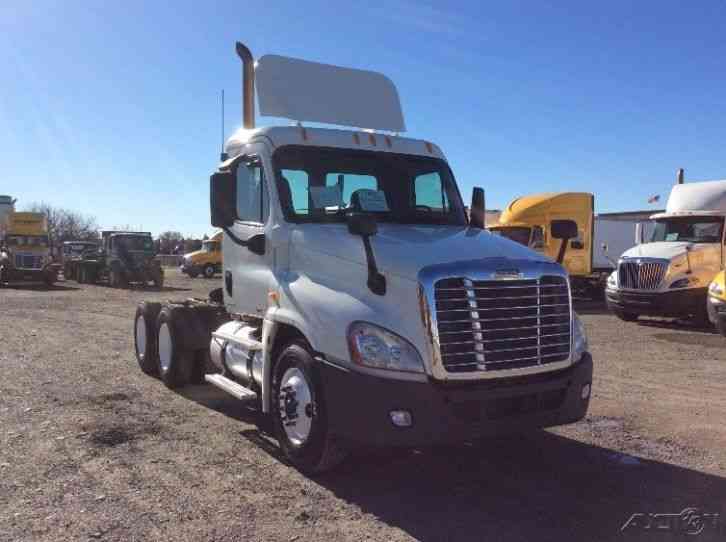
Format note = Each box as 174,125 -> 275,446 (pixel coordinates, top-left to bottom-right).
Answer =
236,162 -> 269,224
531,226 -> 545,250
326,173 -> 378,206
414,172 -> 450,211
281,169 -> 310,215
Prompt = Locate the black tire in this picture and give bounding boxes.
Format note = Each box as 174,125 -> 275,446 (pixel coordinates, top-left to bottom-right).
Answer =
134,302 -> 162,375
152,269 -> 164,290
271,342 -> 347,474
156,307 -> 195,389
188,269 -> 199,279
614,309 -> 639,322
77,266 -> 86,284
109,268 -> 118,287
203,264 -> 215,279
716,317 -> 726,337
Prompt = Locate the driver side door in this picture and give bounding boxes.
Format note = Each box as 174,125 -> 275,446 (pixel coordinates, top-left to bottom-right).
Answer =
223,151 -> 271,316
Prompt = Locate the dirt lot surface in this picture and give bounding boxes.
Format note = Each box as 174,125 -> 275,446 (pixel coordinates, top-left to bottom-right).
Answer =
2,270 -> 726,542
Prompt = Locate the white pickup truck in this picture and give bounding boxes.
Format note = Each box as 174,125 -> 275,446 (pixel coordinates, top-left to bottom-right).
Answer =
132,42 -> 592,473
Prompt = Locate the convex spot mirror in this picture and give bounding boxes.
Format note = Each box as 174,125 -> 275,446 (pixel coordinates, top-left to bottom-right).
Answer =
210,171 -> 237,228
551,219 -> 578,240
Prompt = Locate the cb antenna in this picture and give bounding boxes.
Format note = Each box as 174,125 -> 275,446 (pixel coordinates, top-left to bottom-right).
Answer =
220,89 -> 228,161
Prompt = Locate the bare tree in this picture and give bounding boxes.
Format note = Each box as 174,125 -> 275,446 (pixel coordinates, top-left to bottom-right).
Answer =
25,202 -> 99,247
158,231 -> 184,254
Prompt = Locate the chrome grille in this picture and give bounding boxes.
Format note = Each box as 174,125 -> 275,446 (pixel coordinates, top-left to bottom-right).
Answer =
14,253 -> 43,270
434,276 -> 571,373
618,260 -> 667,290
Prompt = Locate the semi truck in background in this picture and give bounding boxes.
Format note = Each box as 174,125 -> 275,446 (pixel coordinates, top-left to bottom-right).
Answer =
0,195 -> 16,238
131,42 -> 592,473
606,174 -> 726,324
489,192 -> 645,296
180,231 -> 223,278
0,210 -> 59,286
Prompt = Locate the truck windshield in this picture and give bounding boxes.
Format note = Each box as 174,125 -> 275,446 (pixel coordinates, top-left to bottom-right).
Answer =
202,241 -> 219,252
273,146 -> 467,225
114,236 -> 153,251
66,243 -> 95,255
6,235 -> 48,247
490,227 -> 531,246
651,216 -> 724,244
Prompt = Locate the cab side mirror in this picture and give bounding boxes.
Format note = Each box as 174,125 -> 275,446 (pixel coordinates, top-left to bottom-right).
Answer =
635,222 -> 643,245
470,187 -> 485,229
210,171 -> 237,228
551,219 -> 578,240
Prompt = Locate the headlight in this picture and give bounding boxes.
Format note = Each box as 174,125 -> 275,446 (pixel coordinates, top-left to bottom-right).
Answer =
710,281 -> 724,296
572,313 -> 588,362
606,271 -> 617,289
347,322 -> 424,373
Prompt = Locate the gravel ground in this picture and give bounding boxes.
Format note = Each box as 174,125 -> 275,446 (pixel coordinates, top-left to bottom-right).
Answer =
2,270 -> 726,542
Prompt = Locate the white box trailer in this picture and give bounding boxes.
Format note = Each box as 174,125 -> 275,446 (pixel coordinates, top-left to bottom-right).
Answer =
594,217 -> 656,271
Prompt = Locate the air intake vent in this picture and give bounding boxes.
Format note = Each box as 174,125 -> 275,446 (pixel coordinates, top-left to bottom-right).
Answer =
618,260 -> 667,290
434,276 -> 571,373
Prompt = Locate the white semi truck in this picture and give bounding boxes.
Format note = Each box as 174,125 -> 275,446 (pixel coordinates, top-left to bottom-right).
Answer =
133,42 -> 592,473
606,176 -> 726,323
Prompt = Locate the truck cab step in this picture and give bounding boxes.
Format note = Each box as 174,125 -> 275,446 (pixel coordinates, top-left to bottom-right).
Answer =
205,374 -> 258,403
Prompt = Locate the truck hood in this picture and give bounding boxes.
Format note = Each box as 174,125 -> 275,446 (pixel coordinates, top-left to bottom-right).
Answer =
183,250 -> 204,259
292,224 -> 550,280
621,241 -> 698,261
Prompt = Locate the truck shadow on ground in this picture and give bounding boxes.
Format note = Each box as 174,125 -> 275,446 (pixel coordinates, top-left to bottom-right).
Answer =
635,317 -> 717,334
572,299 -> 610,315
178,385 -> 725,541
1,283 -> 80,292
308,432 -> 726,541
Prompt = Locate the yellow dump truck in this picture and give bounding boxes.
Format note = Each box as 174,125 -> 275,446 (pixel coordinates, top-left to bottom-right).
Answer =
490,192 -> 640,295
180,231 -> 222,278
0,212 -> 60,286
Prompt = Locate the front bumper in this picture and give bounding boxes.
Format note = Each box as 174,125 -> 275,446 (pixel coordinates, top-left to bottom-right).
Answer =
708,295 -> 726,326
1,265 -> 57,283
180,262 -> 199,274
606,287 -> 707,317
319,354 -> 592,448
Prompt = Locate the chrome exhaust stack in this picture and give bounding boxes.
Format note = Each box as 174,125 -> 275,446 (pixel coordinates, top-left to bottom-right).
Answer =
235,42 -> 255,129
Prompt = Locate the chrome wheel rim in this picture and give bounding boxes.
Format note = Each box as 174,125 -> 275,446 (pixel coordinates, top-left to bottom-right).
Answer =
135,315 -> 146,359
279,368 -> 313,446
158,322 -> 172,373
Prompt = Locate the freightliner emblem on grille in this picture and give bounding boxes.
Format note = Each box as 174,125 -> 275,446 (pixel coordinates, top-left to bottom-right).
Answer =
494,268 -> 523,280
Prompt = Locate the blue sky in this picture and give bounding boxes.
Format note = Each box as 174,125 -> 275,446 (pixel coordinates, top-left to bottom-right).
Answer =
1,1 -> 725,237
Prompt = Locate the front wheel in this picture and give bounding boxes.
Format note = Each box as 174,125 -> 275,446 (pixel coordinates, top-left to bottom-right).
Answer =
272,342 -> 347,474
203,264 -> 215,279
613,309 -> 639,322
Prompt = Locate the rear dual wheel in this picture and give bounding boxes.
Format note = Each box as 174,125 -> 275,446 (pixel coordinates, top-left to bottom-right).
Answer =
134,302 -> 162,375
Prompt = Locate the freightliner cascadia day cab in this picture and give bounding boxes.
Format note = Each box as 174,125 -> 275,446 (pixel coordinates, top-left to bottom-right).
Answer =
606,177 -> 726,324
180,231 -> 223,278
132,43 -> 592,473
489,192 -> 642,296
